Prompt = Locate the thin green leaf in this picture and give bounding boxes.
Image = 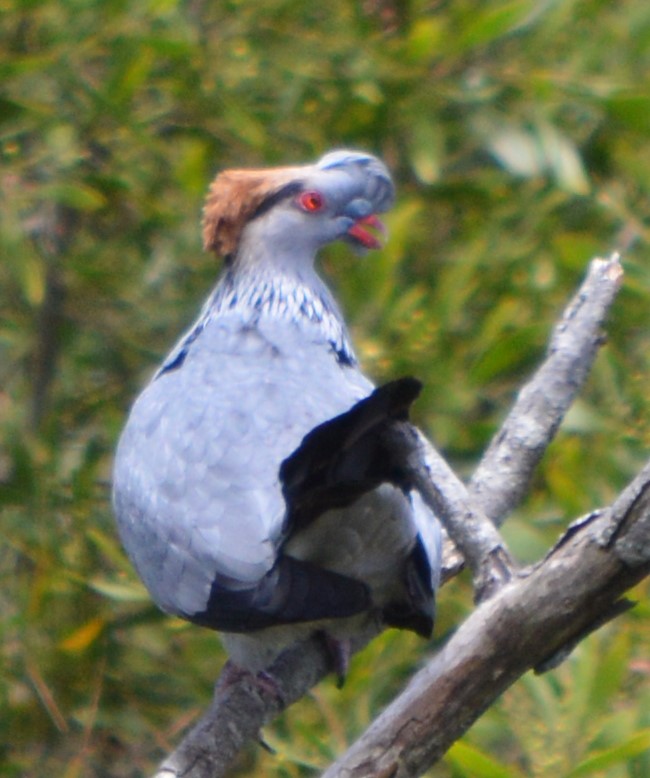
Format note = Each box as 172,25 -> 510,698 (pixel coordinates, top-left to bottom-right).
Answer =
446,739 -> 526,778
565,730 -> 650,778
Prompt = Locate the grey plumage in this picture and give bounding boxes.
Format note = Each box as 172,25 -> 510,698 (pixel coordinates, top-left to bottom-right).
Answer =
112,150 -> 442,672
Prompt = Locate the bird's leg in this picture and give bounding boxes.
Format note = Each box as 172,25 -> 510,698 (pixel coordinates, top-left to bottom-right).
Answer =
318,632 -> 352,688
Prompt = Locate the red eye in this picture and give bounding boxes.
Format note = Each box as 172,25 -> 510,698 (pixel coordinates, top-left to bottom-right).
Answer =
298,191 -> 324,212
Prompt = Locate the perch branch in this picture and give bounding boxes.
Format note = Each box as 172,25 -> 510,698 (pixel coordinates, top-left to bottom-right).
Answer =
321,461 -> 650,778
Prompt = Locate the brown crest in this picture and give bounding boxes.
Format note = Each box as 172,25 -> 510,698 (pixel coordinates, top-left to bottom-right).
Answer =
202,166 -> 306,257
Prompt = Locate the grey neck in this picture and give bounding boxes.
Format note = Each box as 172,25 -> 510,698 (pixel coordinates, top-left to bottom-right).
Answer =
156,258 -> 357,379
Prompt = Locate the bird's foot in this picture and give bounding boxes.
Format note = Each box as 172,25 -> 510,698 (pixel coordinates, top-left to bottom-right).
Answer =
216,660 -> 285,707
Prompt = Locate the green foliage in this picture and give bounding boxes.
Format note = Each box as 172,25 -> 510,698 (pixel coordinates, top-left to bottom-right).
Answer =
1,0 -> 649,775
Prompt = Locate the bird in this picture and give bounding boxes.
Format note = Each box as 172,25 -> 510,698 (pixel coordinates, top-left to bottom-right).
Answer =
112,150 -> 442,678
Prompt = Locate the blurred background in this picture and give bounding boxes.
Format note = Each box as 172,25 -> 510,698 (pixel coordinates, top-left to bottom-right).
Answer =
1,1 -> 649,775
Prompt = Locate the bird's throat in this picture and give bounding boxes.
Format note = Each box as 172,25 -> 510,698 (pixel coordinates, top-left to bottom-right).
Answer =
204,264 -> 358,366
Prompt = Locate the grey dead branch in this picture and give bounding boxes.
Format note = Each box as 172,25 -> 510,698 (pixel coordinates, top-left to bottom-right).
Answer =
154,253 -> 650,778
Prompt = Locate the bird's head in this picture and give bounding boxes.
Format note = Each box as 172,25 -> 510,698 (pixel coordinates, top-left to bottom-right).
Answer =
202,150 -> 395,265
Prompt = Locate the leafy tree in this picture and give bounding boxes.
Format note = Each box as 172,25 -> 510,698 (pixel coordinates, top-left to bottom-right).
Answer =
1,1 -> 649,775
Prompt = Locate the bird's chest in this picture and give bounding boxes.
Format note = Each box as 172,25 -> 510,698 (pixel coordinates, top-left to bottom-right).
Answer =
124,315 -> 372,522
182,318 -> 366,447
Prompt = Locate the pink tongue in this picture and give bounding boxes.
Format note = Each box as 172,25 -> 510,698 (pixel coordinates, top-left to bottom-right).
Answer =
347,214 -> 385,249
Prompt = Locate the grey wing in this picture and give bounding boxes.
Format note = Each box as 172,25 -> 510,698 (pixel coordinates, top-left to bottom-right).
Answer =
112,313 -> 373,624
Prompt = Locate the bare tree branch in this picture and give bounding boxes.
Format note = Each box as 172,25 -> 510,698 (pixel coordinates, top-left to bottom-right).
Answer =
153,253 -> 630,778
439,253 -> 624,581
321,463 -> 650,778
470,254 -> 624,524
384,424 -> 516,600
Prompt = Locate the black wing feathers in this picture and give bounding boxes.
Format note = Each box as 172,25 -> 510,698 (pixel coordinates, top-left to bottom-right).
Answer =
193,555 -> 370,632
280,377 -> 422,532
